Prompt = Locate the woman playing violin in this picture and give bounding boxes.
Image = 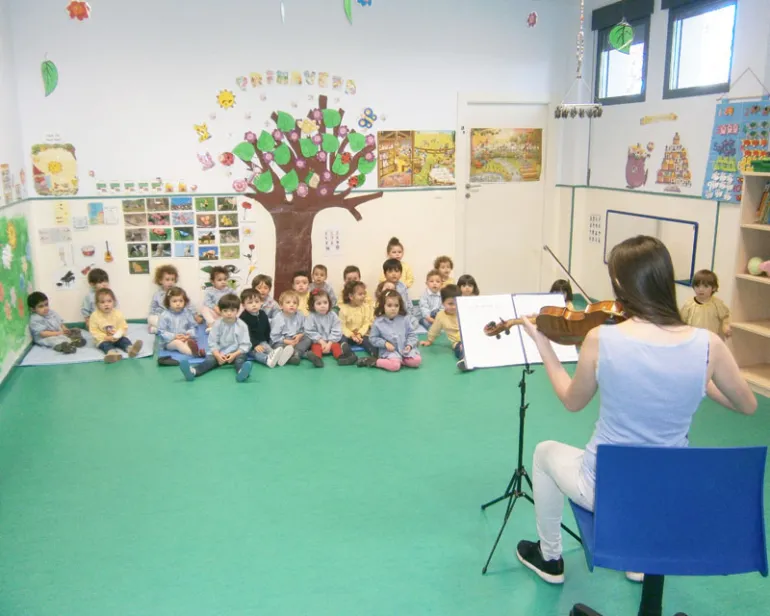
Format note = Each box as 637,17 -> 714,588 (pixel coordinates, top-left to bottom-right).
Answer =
516,235 -> 757,585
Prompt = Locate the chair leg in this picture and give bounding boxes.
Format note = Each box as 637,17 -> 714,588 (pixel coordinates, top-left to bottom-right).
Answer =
638,574 -> 664,616
570,605 -> 603,616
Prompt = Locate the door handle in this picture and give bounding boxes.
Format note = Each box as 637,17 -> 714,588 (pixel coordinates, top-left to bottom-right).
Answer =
465,183 -> 481,189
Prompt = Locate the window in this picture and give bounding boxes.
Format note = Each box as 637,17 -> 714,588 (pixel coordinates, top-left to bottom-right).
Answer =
595,17 -> 650,105
663,0 -> 737,99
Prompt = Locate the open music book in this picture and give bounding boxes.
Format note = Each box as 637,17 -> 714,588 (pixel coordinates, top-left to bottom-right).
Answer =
456,293 -> 580,370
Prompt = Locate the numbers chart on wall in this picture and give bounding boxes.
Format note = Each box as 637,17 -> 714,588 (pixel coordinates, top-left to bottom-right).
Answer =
588,213 -> 603,245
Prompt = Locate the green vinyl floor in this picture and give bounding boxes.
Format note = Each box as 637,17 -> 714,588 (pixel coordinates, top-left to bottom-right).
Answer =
0,343 -> 768,616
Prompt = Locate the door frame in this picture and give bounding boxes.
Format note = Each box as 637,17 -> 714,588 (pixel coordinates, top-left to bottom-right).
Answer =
455,93 -> 551,282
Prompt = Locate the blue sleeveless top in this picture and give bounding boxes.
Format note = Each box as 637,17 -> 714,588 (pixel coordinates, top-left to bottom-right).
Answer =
580,324 -> 710,492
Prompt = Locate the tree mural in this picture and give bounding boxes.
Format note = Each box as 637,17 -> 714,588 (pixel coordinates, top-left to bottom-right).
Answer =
232,94 -> 383,292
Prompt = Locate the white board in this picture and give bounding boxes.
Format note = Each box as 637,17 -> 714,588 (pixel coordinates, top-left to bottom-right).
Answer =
457,293 -> 579,370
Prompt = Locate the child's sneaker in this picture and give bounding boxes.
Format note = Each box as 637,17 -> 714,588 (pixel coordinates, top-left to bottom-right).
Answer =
127,340 -> 144,358
54,342 -> 72,354
188,339 -> 203,357
287,352 -> 301,366
158,356 -> 180,366
236,361 -> 252,382
266,348 -> 280,368
357,356 -> 377,368
304,351 -> 324,368
179,359 -> 196,381
104,349 -> 122,364
70,335 -> 87,348
277,345 -> 295,366
337,353 -> 358,366
457,359 -> 469,372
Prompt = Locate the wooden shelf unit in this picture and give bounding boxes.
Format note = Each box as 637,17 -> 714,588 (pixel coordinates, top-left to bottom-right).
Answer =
731,171 -> 770,398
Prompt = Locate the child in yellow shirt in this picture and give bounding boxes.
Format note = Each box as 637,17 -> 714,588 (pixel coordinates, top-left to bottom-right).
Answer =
339,280 -> 376,355
434,255 -> 455,287
420,284 -> 466,371
681,269 -> 731,339
292,270 -> 311,315
89,288 -> 143,363
340,265 -> 374,312
379,237 -> 414,288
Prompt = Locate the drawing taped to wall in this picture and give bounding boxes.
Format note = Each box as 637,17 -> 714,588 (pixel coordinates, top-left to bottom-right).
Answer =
129,260 -> 150,275
122,198 -> 146,213
470,128 -> 542,183
377,131 -> 413,187
656,132 -> 692,193
32,143 -> 78,196
625,142 -> 654,189
174,243 -> 195,258
195,197 -> 215,212
413,131 -> 456,186
171,211 -> 194,226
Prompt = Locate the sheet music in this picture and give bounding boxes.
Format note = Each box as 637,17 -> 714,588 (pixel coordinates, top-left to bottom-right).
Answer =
456,293 -> 579,370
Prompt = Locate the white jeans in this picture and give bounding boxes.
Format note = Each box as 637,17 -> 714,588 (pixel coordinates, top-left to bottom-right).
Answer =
533,440 -> 595,561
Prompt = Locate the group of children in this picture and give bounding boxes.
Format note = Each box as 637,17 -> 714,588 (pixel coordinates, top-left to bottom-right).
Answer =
27,233 -> 731,378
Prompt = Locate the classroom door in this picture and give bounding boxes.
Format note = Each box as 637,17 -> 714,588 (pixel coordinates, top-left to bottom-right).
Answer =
455,96 -> 547,294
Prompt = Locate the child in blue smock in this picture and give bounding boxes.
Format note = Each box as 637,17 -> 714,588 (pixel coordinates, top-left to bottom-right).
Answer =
305,289 -> 357,367
358,289 -> 422,372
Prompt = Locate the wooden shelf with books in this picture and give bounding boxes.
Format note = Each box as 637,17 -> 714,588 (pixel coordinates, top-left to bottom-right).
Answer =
731,171 -> 770,398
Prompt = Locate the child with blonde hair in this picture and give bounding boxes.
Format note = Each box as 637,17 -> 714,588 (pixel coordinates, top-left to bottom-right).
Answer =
358,290 -> 421,371
378,237 -> 414,288
434,255 -> 455,287
420,284 -> 466,370
270,290 -> 312,365
419,269 -> 443,330
81,268 -> 112,329
156,286 -> 203,366
339,280 -> 376,355
89,288 -> 143,363
681,269 -> 731,339
305,289 -> 358,366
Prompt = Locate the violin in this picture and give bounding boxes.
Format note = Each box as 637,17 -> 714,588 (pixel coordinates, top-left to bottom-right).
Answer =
484,300 -> 626,346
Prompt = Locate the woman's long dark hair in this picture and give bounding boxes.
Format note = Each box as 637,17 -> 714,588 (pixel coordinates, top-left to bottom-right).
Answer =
608,236 -> 684,326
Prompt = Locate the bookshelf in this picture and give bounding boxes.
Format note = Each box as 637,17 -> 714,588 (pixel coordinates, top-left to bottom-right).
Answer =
731,171 -> 770,398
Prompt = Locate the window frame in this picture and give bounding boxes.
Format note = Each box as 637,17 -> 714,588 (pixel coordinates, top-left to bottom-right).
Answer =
594,16 -> 651,106
662,0 -> 737,100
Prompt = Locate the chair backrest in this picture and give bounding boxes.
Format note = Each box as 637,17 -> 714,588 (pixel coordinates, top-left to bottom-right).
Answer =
592,444 -> 768,577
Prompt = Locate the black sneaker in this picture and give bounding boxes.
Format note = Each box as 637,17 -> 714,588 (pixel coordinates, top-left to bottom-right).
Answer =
516,540 -> 564,584
337,353 -> 358,366
357,356 -> 377,368
287,353 -> 301,366
304,352 -> 324,368
158,357 -> 180,367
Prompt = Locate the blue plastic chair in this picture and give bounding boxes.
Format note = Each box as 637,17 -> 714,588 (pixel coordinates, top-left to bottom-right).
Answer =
569,445 -> 768,616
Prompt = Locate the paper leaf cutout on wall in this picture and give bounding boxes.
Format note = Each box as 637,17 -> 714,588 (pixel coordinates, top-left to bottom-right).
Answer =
322,109 -> 342,128
257,131 -> 277,153
344,0 -> 353,24
322,134 -> 340,153
347,132 -> 366,152
276,111 -> 296,133
332,157 -> 350,175
281,169 -> 299,193
358,158 -> 376,175
255,172 -> 274,193
233,142 -> 256,163
609,22 -> 634,54
41,58 -> 59,97
299,138 -> 318,158
274,143 -> 291,165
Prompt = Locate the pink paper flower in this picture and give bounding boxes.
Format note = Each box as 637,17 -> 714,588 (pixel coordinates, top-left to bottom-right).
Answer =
233,179 -> 247,192
322,171 -> 332,181
365,134 -> 375,146
312,109 -> 323,121
219,152 -> 235,166
263,152 -> 274,162
296,159 -> 307,169
338,125 -> 349,137
317,151 -> 327,162
289,130 -> 299,142
312,134 -> 322,145
297,183 -> 309,198
318,184 -> 331,197
244,131 -> 257,143
365,151 -> 375,161
272,130 -> 283,141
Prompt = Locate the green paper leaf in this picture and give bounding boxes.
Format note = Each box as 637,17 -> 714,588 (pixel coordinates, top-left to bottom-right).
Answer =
608,22 -> 634,54
347,132 -> 366,152
257,130 -> 276,152
358,158 -> 376,175
356,174 -> 366,187
232,141 -> 256,162
256,172 -> 274,193
300,138 -> 318,158
332,156 -> 350,175
305,171 -> 315,184
322,133 -> 340,153
276,111 -> 296,133
274,143 -> 291,165
281,169 -> 300,193
322,108 -> 342,128
344,0 -> 352,24
41,59 -> 59,97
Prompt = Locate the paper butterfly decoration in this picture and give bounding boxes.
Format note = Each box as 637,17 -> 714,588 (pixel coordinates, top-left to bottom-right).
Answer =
358,108 -> 377,129
198,152 -> 215,170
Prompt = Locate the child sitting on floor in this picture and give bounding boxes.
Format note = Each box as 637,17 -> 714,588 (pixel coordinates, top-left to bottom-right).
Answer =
420,284 -> 465,371
156,286 -> 203,367
379,237 -> 414,288
339,280 -> 376,356
419,269 -> 443,330
457,274 -> 480,296
305,289 -> 358,367
292,270 -> 311,316
270,290 -> 312,366
179,293 -> 252,382
81,268 -> 112,329
149,264 -> 178,334
89,288 -> 143,363
680,269 -> 731,339
358,289 -> 421,372
251,274 -> 280,320
434,255 -> 455,287
550,279 -> 575,311
240,288 -> 294,368
201,266 -> 231,329
27,291 -> 86,354
310,264 -> 337,308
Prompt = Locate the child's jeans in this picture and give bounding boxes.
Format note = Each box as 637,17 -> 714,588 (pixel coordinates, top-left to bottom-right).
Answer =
342,335 -> 376,356
454,342 -> 465,360
98,337 -> 132,354
251,343 -> 275,365
194,353 -> 247,377
376,355 -> 422,372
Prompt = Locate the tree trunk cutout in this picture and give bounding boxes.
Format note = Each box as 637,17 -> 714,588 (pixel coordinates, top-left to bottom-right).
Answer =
235,94 -> 383,293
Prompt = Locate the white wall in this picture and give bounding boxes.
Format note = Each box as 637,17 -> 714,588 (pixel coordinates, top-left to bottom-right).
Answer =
0,0 -> 30,384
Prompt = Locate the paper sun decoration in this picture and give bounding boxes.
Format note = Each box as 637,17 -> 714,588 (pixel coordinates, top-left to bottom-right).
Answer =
66,1 -> 91,21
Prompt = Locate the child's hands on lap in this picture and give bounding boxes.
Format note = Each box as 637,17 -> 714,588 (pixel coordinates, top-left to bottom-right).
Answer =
255,344 -> 266,353
385,342 -> 395,352
213,350 -> 226,365
419,340 -> 431,347
404,345 -> 413,353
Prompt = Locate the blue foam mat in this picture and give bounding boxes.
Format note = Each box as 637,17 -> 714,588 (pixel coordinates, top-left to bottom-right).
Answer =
157,324 -> 209,364
20,323 -> 156,366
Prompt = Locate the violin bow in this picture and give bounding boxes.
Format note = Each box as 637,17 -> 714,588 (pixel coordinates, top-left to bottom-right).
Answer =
543,245 -> 593,302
